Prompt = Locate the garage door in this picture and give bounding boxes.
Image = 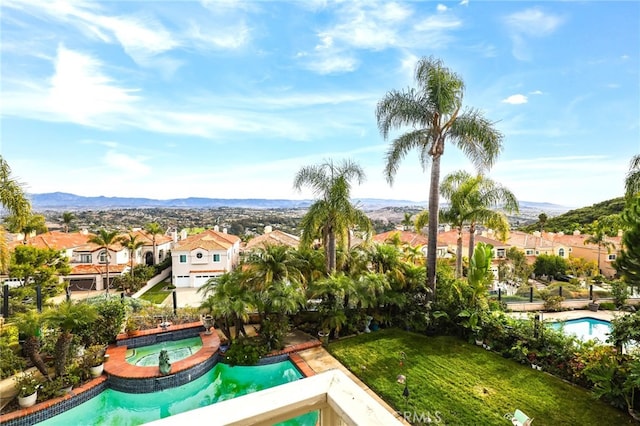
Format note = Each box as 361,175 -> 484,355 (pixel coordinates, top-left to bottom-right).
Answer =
67,278 -> 96,291
174,276 -> 190,288
193,275 -> 217,288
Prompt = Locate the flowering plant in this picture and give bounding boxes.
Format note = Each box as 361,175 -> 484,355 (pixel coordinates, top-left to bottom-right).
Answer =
14,371 -> 41,397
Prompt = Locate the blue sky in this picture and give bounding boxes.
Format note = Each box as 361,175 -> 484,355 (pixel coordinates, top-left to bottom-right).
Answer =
1,0 -> 638,208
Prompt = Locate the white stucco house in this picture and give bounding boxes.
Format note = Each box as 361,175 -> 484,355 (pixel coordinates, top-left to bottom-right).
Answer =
170,227 -> 241,288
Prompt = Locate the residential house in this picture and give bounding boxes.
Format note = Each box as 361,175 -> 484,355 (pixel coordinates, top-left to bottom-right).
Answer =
7,230 -> 131,291
437,229 -> 511,279
542,231 -> 622,278
506,231 -> 570,265
242,226 -> 300,253
171,227 -> 241,288
127,228 -> 174,265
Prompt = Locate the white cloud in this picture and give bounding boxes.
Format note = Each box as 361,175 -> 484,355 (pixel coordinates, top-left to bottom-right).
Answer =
529,90 -> 543,95
104,150 -> 151,176
437,4 -> 448,12
460,0 -> 469,5
503,8 -> 564,61
504,8 -> 563,37
413,15 -> 462,31
305,55 -> 358,74
187,21 -> 251,49
502,94 -> 528,105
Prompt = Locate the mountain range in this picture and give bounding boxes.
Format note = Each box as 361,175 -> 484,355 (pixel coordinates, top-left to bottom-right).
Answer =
28,192 -> 571,215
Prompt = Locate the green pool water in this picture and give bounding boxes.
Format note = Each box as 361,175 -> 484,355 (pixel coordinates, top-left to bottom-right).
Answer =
36,361 -> 317,426
126,336 -> 203,366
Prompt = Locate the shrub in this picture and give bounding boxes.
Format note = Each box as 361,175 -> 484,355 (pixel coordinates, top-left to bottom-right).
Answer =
610,281 -> 629,308
0,339 -> 25,379
14,371 -> 41,397
223,337 -> 268,366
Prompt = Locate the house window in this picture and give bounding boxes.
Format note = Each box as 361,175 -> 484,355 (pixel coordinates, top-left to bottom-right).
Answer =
525,249 -> 534,256
80,254 -> 91,263
98,250 -> 107,263
535,251 -> 540,255
558,248 -> 565,257
608,254 -> 617,261
496,248 -> 505,258
196,253 -> 203,259
213,254 -> 221,262
179,255 -> 187,263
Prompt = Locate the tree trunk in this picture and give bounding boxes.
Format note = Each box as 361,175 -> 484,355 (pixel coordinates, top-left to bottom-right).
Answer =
427,154 -> 442,300
105,253 -> 110,295
328,227 -> 336,274
24,336 -> 50,380
468,222 -> 477,269
54,331 -> 73,377
456,228 -> 463,278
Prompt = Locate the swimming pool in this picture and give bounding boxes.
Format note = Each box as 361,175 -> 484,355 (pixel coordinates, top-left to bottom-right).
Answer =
550,317 -> 611,342
126,336 -> 203,366
36,360 -> 316,426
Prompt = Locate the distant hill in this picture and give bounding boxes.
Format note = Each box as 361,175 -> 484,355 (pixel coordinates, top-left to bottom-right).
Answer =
28,192 -> 425,211
519,197 -> 626,233
28,192 -> 572,215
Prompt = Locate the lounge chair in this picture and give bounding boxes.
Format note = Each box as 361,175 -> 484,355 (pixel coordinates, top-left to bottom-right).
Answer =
504,408 -> 533,426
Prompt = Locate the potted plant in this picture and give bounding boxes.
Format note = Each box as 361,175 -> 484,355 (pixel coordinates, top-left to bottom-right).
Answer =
84,344 -> 106,377
14,371 -> 41,408
588,295 -> 600,312
125,316 -> 140,336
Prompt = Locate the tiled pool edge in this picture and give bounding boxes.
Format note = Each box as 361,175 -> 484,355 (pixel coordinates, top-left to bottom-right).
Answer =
0,330 -> 321,426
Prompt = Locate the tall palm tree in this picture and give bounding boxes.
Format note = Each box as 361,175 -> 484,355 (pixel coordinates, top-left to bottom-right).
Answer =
0,156 -> 31,273
626,154 -> 640,198
120,233 -> 144,291
5,213 -> 47,243
440,170 -> 519,277
584,221 -> 616,274
293,159 -> 373,274
62,212 -> 75,233
376,56 -> 503,297
88,229 -> 120,294
145,222 -> 163,265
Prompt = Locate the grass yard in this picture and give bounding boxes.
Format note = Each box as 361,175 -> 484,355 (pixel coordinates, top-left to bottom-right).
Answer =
329,329 -> 635,426
138,281 -> 173,304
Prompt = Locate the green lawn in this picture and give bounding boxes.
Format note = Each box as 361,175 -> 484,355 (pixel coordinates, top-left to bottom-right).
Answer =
329,329 -> 635,426
138,281 -> 172,304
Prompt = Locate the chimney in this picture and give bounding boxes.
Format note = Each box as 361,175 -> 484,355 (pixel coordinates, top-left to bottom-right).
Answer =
214,225 -> 219,232
81,228 -> 88,235
573,230 -> 581,235
533,231 -> 541,237
618,229 -> 623,237
180,229 -> 188,240
172,230 -> 178,243
443,224 -> 451,232
264,225 -> 273,234
558,231 -> 564,236
223,228 -> 227,234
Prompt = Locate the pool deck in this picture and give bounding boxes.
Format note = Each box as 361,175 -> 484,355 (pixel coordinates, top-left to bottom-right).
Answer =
105,323 -> 220,379
507,309 -> 629,322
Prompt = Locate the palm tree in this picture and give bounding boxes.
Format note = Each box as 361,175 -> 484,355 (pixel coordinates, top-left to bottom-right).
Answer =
62,212 -> 75,233
626,154 -> 640,198
376,56 -> 503,297
0,156 -> 31,273
5,213 -> 47,243
244,244 -> 305,291
44,301 -> 98,376
88,229 -> 120,294
401,212 -> 413,231
145,222 -> 163,265
120,233 -> 144,292
440,170 -> 518,277
293,159 -> 373,274
15,310 -> 50,380
584,221 -> 616,274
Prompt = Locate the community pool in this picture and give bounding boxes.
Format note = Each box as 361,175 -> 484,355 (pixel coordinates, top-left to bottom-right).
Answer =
126,336 -> 203,366
550,317 -> 611,342
36,360 -> 316,426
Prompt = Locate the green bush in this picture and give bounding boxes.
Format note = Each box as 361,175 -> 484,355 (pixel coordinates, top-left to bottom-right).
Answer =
223,337 -> 268,366
0,338 -> 26,379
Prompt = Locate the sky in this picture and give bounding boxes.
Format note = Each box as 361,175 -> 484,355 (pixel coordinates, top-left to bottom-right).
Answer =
1,0 -> 638,209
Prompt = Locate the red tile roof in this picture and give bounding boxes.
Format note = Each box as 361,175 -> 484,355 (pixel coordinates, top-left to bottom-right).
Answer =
243,230 -> 300,251
173,229 -> 240,251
